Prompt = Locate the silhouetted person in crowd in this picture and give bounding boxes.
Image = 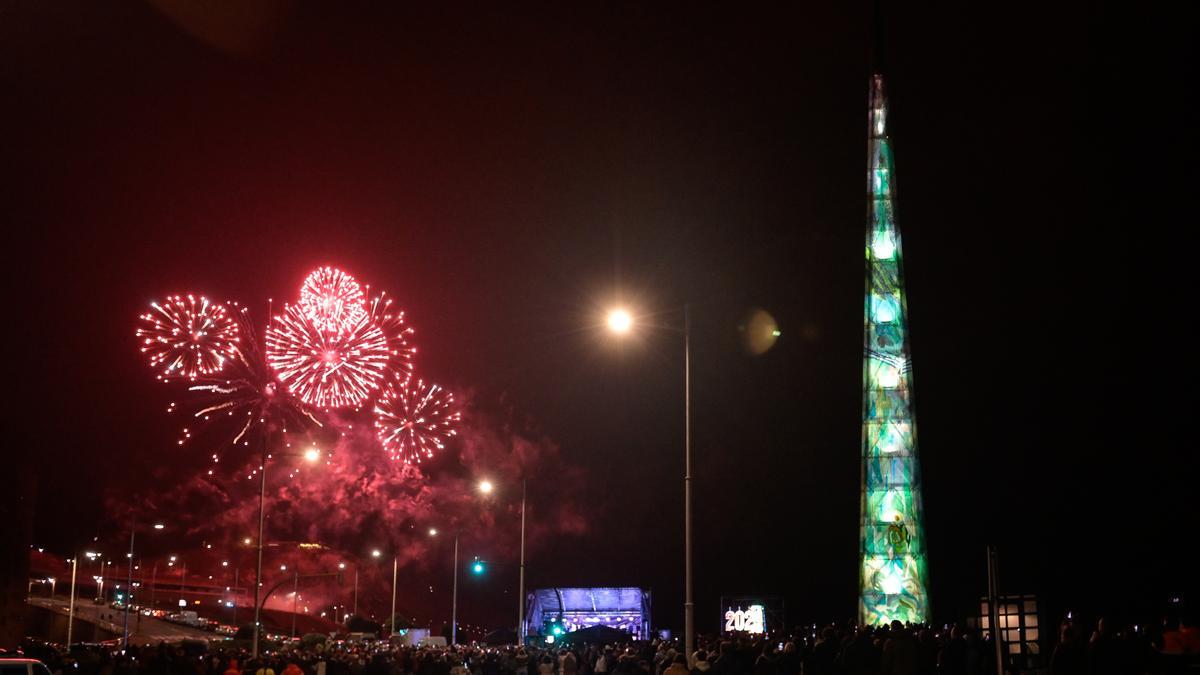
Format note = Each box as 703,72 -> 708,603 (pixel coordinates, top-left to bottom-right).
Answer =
1051,624 -> 1086,675
939,626 -> 967,675
881,621 -> 919,675
1087,619 -> 1122,675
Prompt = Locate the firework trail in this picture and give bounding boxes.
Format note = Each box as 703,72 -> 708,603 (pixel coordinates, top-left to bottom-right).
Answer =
265,302 -> 392,410
299,266 -> 367,333
368,290 -> 416,386
374,378 -> 460,464
137,295 -> 240,380
141,303 -> 321,469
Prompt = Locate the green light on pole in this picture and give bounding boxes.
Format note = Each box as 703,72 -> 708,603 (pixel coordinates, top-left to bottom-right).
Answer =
471,560 -> 485,575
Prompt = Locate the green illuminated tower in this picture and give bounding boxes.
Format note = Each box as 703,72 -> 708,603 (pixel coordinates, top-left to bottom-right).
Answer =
858,73 -> 930,625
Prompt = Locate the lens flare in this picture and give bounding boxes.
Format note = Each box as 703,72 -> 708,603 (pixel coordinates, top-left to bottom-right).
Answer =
299,266 -> 368,333
374,378 -> 460,464
137,295 -> 240,380
266,302 -> 391,409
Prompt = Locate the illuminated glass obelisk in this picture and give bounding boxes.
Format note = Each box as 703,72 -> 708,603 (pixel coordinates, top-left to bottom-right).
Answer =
858,73 -> 930,625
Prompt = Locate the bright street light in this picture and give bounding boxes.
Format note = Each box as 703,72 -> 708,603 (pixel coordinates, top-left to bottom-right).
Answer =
606,308 -> 633,334
371,549 -> 382,558
428,528 -> 438,537
153,523 -> 165,530
599,302 -> 695,660
477,480 -> 494,494
304,447 -> 321,462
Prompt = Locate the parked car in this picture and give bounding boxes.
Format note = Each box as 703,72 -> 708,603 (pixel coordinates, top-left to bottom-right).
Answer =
0,658 -> 53,675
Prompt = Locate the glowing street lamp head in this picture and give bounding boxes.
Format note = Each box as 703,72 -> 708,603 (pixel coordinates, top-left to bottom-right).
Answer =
371,549 -> 382,558
428,528 -> 438,537
304,447 -> 321,463
606,308 -> 633,334
477,480 -> 494,495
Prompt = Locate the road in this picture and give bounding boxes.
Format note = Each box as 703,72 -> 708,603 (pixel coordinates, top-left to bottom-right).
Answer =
28,596 -> 215,643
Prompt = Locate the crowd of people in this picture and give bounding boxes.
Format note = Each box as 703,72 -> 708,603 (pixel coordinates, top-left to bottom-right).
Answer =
10,616 -> 1199,675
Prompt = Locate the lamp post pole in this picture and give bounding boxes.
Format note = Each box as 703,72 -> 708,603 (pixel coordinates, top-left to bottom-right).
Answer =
233,568 -> 239,626
353,568 -> 358,617
66,556 -> 78,648
517,480 -> 526,645
149,563 -> 157,611
683,304 -> 694,664
123,528 -> 136,650
451,533 -> 459,646
390,556 -> 398,637
291,571 -> 299,638
252,442 -> 268,659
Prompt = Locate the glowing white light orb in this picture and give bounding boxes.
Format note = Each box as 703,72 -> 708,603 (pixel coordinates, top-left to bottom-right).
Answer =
304,447 -> 321,462
478,480 -> 494,494
606,309 -> 633,334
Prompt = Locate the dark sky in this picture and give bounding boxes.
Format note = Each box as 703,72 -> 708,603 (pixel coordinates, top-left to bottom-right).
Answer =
4,2 -> 1193,631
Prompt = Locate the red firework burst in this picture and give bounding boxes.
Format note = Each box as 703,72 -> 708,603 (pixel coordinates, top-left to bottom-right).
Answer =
266,302 -> 391,409
299,266 -> 368,333
374,378 -> 460,463
137,295 -> 240,380
368,291 -> 417,385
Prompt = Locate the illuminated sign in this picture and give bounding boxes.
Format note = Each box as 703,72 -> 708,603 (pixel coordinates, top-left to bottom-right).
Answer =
723,605 -> 765,634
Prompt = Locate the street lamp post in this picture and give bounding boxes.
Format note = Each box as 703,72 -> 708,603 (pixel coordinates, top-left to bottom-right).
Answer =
252,440 -> 268,659
292,571 -> 299,638
606,304 -> 693,661
473,478 -> 527,644
451,533 -> 459,646
390,555 -> 398,638
66,555 -> 79,648
123,528 -> 135,650
427,528 -> 460,645
518,479 -> 526,645
252,446 -> 321,659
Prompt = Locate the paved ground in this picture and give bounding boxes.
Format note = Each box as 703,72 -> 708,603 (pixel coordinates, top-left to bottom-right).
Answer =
28,596 -> 214,643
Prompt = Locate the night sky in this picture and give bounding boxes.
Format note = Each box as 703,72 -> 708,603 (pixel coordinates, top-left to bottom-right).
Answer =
4,2 -> 1193,632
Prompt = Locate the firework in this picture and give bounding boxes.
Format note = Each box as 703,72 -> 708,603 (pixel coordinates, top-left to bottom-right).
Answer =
299,266 -> 368,333
368,291 -> 417,384
374,378 -> 460,463
137,295 -> 240,380
183,305 -> 320,447
266,302 -> 392,409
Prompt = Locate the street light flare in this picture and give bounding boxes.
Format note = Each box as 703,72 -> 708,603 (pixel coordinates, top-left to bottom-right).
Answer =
606,308 -> 633,334
478,480 -> 494,494
304,447 -> 321,462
